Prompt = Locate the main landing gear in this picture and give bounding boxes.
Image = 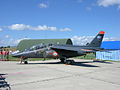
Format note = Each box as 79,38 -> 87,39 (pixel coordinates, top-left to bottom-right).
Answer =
60,58 -> 74,65
20,57 -> 28,64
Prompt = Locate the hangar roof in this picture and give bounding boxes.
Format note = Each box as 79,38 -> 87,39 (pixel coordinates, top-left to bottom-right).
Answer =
101,41 -> 120,49
17,39 -> 73,51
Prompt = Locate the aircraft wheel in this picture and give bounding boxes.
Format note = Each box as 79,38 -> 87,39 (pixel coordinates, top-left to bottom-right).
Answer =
60,58 -> 66,63
60,60 -> 64,63
24,61 -> 28,64
65,60 -> 74,65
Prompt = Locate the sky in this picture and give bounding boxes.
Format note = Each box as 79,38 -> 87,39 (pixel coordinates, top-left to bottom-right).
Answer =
0,0 -> 120,46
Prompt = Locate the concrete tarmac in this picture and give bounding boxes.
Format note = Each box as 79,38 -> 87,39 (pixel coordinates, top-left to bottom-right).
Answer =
0,59 -> 120,90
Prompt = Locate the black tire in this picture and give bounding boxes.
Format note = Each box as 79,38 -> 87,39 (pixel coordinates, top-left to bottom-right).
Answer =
65,60 -> 74,65
60,60 -> 64,63
60,58 -> 66,63
65,60 -> 73,65
24,61 -> 28,64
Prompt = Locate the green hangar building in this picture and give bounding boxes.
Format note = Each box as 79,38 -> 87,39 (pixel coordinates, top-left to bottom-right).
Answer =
17,39 -> 73,51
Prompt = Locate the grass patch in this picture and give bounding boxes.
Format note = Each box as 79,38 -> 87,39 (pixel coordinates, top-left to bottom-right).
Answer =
75,53 -> 96,60
28,58 -> 52,61
1,55 -> 53,61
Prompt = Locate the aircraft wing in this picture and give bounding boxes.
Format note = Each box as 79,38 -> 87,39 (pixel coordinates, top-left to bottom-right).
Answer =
51,45 -> 101,52
51,45 -> 102,58
51,45 -> 83,58
51,45 -> 77,52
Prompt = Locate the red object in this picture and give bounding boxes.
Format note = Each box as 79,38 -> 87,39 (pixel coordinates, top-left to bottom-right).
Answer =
0,51 -> 9,55
99,31 -> 105,34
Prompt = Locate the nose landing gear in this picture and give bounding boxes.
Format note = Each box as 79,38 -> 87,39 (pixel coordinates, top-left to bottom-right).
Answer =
20,57 -> 28,64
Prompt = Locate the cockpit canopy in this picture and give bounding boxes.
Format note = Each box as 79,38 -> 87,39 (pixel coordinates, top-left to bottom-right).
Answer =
29,44 -> 46,51
26,43 -> 53,51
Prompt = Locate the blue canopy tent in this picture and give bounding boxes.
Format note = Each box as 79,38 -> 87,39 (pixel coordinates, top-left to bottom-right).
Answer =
101,41 -> 120,50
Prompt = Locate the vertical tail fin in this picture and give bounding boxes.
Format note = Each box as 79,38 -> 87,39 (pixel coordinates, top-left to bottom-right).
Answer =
87,31 -> 105,47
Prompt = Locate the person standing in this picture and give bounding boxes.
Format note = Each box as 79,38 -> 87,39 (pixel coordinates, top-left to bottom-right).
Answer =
0,48 -> 2,60
0,47 -> 3,60
6,49 -> 9,61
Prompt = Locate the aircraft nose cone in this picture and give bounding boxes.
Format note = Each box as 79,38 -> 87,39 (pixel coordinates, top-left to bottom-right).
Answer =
12,52 -> 24,58
12,53 -> 21,57
12,51 -> 30,58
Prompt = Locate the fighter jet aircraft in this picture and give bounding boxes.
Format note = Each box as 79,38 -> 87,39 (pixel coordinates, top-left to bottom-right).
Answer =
12,31 -> 105,64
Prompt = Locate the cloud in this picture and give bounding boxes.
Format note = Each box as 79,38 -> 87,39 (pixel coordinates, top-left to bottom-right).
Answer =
97,0 -> 120,8
5,35 -> 10,38
13,38 -> 30,45
103,37 -> 120,41
38,3 -> 48,8
31,25 -> 57,31
86,7 -> 92,11
60,28 -> 72,32
71,36 -> 94,45
0,39 -> 5,45
7,24 -> 72,32
118,5 -> 120,9
0,28 -> 3,32
71,35 -> 120,45
119,5 -> 120,8
1,38 -> 30,46
9,24 -> 30,30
